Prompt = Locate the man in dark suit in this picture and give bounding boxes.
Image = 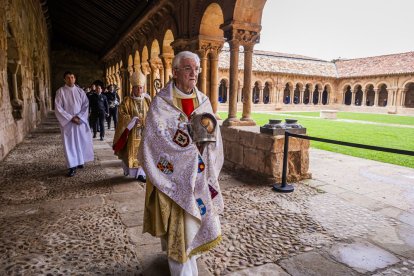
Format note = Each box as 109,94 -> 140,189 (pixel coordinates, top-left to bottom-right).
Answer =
89,85 -> 109,141
104,84 -> 121,130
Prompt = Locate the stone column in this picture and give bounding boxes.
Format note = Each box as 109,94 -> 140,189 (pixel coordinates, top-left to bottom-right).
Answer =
258,85 -> 264,104
351,89 -> 356,106
318,89 -> 323,105
300,88 -> 305,104
241,44 -> 255,124
373,88 -> 379,107
238,85 -> 243,103
141,61 -> 150,95
197,50 -> 208,94
362,89 -> 367,106
120,67 -> 129,96
290,88 -> 294,105
210,50 -> 219,116
399,88 -> 405,106
9,61 -> 24,119
270,86 -> 275,104
387,88 -> 397,113
161,54 -> 173,86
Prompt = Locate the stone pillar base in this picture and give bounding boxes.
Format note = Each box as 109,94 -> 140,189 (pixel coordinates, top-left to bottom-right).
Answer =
222,117 -> 240,126
240,117 -> 256,126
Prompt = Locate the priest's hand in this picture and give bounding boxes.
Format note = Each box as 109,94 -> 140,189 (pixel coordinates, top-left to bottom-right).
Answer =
71,116 -> 81,125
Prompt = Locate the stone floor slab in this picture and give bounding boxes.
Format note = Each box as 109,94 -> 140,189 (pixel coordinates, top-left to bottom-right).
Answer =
228,263 -> 290,276
279,252 -> 358,276
329,241 -> 400,273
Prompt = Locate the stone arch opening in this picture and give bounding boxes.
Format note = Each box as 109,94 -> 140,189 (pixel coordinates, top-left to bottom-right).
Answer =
293,83 -> 301,104
404,82 -> 414,108
283,83 -> 291,104
313,85 -> 320,105
162,29 -> 174,83
141,46 -> 150,89
134,50 -> 141,72
366,85 -> 375,106
344,86 -> 352,105
303,84 -> 311,104
252,81 -> 260,104
200,3 -> 224,38
378,84 -> 388,107
150,39 -> 162,96
263,82 -> 271,104
128,54 -> 133,75
322,85 -> 331,105
219,79 -> 228,103
354,85 -> 363,106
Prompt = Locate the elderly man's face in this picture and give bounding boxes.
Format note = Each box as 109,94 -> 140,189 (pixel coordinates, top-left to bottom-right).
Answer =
173,58 -> 200,93
132,85 -> 144,97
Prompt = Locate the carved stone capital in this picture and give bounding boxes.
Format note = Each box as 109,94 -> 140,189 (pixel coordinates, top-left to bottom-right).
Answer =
198,39 -> 224,57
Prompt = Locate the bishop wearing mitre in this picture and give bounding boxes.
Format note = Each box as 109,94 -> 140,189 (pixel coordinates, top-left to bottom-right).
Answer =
112,71 -> 151,182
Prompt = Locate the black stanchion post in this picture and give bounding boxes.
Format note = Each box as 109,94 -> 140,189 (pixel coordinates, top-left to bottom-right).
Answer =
273,131 -> 294,193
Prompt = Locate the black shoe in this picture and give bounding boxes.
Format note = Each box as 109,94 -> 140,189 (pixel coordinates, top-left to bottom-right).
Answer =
93,134 -> 96,138
67,168 -> 76,177
77,164 -> 84,169
100,137 -> 104,141
137,175 -> 146,183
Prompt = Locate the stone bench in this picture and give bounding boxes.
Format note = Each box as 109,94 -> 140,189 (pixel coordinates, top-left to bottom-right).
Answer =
320,110 -> 338,119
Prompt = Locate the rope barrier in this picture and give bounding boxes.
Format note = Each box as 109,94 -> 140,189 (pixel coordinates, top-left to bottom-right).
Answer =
273,131 -> 414,193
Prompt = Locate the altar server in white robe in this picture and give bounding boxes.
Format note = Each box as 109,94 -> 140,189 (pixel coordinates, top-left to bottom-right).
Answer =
55,71 -> 94,177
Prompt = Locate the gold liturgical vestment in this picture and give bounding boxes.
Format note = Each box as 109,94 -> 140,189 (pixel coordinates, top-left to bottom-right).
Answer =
113,95 -> 151,168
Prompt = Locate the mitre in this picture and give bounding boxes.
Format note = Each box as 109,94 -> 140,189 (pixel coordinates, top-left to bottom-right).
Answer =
130,71 -> 146,87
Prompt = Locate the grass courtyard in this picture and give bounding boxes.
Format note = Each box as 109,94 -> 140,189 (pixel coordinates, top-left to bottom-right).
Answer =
218,111 -> 414,169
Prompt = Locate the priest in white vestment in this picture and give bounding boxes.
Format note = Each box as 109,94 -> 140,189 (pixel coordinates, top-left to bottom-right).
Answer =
55,71 -> 94,177
140,51 -> 224,276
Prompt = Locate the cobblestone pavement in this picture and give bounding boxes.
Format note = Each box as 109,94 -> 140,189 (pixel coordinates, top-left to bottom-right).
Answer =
0,115 -> 141,275
1,113 -> 414,275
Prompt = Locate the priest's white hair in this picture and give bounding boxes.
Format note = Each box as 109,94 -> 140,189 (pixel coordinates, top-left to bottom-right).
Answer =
172,51 -> 200,69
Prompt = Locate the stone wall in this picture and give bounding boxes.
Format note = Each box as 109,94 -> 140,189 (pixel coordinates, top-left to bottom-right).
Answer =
0,0 -> 51,161
221,126 -> 311,183
51,47 -> 104,107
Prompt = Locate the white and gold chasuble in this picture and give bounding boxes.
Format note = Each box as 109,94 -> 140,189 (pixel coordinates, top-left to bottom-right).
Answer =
140,82 -> 224,263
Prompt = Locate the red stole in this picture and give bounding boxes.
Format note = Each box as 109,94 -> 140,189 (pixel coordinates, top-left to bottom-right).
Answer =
181,98 -> 195,118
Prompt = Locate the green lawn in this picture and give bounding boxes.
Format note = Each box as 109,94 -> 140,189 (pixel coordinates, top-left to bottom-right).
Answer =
279,111 -> 414,126
219,112 -> 414,168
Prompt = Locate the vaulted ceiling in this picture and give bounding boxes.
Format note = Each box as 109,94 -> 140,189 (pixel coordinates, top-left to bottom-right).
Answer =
46,0 -> 153,57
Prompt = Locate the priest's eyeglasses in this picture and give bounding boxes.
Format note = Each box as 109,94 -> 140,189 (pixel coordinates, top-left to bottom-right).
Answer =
176,66 -> 202,74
